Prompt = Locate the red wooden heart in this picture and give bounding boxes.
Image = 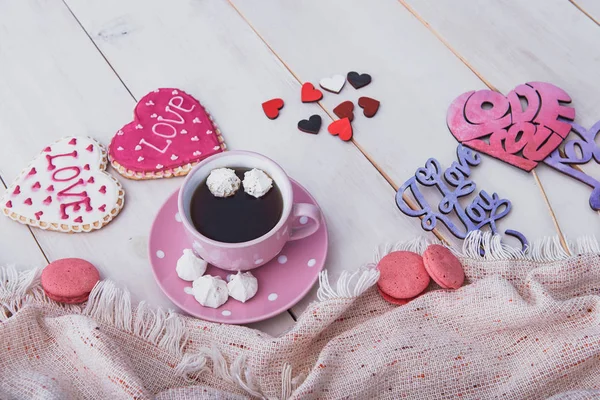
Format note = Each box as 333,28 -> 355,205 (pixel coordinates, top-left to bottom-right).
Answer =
333,101 -> 354,122
262,98 -> 284,120
301,83 -> 323,103
358,97 -> 380,118
446,82 -> 575,172
328,118 -> 353,141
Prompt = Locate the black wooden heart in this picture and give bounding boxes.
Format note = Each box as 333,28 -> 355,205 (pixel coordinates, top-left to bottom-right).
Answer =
297,115 -> 322,134
347,71 -> 372,89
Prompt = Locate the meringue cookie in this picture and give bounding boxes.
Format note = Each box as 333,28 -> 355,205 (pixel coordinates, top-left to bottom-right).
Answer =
176,249 -> 207,281
242,168 -> 273,198
227,271 -> 258,303
192,275 -> 228,308
207,168 -> 241,198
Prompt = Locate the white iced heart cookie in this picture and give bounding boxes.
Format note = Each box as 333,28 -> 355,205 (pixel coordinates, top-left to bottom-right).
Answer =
0,137 -> 125,233
192,275 -> 228,308
227,271 -> 258,303
176,249 -> 207,281
319,74 -> 346,94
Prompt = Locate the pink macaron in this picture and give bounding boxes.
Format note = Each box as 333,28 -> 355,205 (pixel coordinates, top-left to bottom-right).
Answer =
422,244 -> 465,289
41,258 -> 100,304
377,286 -> 413,306
376,251 -> 430,299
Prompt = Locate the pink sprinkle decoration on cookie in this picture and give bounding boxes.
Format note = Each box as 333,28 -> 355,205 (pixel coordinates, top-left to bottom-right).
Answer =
24,198 -> 32,205
69,138 -> 77,145
74,216 -> 83,223
13,186 -> 20,195
43,196 -> 52,205
5,201 -> 12,208
99,185 -> 106,194
28,168 -> 37,176
377,251 -> 430,299
86,144 -> 94,152
422,244 -> 465,289
35,211 -> 43,220
41,258 -> 100,304
32,182 -> 41,190
46,185 -> 54,192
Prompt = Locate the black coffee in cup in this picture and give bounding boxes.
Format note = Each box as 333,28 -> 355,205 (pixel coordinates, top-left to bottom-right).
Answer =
190,167 -> 284,243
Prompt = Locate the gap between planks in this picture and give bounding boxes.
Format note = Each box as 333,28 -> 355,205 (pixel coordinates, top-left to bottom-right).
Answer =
226,0 -> 449,245
569,1 -> 600,26
395,0 -> 572,254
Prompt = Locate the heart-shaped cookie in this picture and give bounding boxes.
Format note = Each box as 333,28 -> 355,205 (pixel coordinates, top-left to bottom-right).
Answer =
328,118 -> 353,141
333,101 -> 354,122
319,74 -> 345,94
358,96 -> 380,118
109,88 -> 226,179
301,83 -> 323,103
1,137 -> 124,233
262,98 -> 284,120
446,82 -> 575,171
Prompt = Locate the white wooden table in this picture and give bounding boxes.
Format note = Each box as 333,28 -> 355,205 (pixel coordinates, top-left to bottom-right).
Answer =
1,0 -> 599,336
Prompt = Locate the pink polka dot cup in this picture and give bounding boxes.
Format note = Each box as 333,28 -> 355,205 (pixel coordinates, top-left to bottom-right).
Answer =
178,151 -> 322,271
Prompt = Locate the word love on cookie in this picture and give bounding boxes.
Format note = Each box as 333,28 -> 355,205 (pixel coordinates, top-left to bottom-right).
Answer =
544,120 -> 600,211
447,82 -> 575,172
396,145 -> 528,250
1,137 -> 124,233
109,88 -> 226,180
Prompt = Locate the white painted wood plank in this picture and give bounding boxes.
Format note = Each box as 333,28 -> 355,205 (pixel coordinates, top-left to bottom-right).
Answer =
399,0 -> 600,240
0,0 -> 295,334
0,187 -> 48,269
227,0 -> 560,248
572,0 -> 600,23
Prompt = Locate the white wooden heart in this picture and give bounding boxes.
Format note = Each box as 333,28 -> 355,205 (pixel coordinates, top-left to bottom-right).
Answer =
319,74 -> 346,94
1,137 -> 125,233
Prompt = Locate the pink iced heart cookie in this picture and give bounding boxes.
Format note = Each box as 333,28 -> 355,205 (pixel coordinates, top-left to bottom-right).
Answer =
109,88 -> 226,179
447,82 -> 575,171
1,137 -> 124,233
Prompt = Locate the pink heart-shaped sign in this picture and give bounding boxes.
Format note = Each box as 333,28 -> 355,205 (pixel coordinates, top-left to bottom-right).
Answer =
109,88 -> 225,179
446,82 -> 575,171
1,137 -> 124,232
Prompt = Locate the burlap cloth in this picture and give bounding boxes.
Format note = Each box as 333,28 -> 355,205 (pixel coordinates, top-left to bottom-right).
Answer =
1,233 -> 599,399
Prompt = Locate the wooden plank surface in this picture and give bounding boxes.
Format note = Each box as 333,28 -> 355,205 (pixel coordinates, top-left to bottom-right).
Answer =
399,0 -> 600,240
0,0 -> 297,335
227,0 -> 562,249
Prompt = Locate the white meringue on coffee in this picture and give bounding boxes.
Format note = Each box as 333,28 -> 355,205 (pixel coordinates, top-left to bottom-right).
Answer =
192,275 -> 228,308
242,168 -> 273,198
207,168 -> 241,198
176,249 -> 207,281
227,271 -> 258,303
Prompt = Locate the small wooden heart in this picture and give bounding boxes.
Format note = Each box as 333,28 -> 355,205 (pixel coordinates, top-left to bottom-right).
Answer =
358,97 -> 380,118
328,118 -> 353,141
333,101 -> 354,122
262,98 -> 284,120
319,74 -> 345,94
347,71 -> 372,89
301,83 -> 323,103
298,115 -> 322,134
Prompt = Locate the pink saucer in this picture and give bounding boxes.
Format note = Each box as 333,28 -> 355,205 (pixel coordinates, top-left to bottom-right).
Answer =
148,179 -> 328,324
